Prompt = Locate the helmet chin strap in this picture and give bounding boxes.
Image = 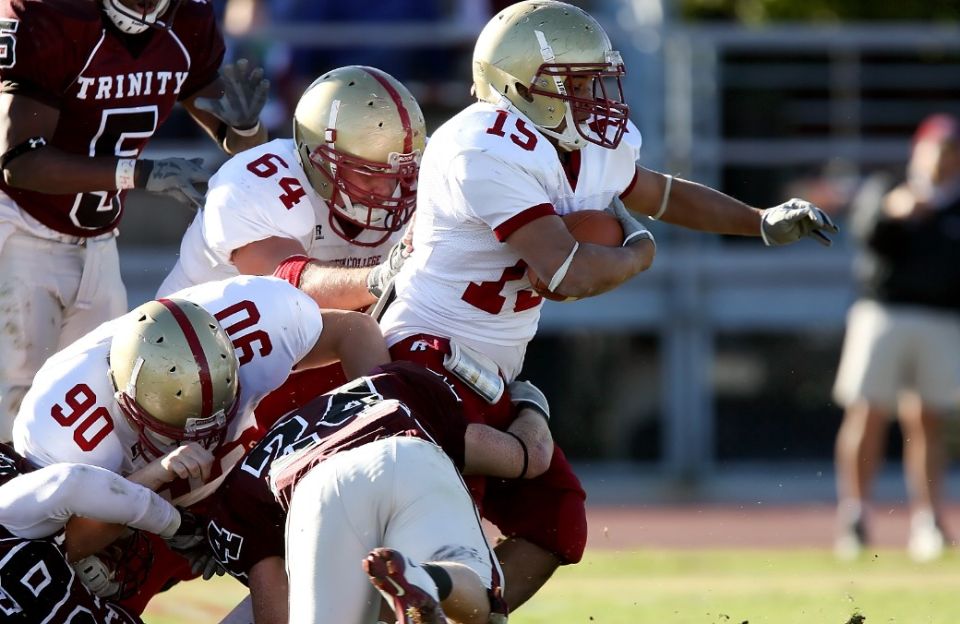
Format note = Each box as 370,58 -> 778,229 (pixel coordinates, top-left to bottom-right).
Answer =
537,105 -> 587,152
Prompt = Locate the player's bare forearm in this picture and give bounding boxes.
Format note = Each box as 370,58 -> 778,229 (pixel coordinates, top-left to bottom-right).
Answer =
554,238 -> 655,299
510,214 -> 655,300
2,146 -> 121,193
623,166 -> 763,236
299,309 -> 389,377
463,409 -> 553,479
300,263 -> 378,311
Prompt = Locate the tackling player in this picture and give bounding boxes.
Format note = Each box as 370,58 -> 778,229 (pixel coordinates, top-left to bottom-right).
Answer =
0,442 -> 211,623
11,273 -> 389,612
380,0 -> 840,610
204,362 -> 552,624
0,0 -> 271,440
157,64 -> 426,423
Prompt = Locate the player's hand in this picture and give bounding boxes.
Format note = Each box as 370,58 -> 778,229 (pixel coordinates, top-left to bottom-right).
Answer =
508,379 -> 550,422
606,196 -> 655,248
760,198 -> 839,246
165,509 -> 206,551
159,443 -> 214,482
367,239 -> 410,298
193,59 -> 269,131
138,157 -> 209,208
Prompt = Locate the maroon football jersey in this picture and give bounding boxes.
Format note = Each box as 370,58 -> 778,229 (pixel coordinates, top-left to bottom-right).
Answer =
0,443 -> 144,623
206,361 -> 468,583
0,0 -> 224,236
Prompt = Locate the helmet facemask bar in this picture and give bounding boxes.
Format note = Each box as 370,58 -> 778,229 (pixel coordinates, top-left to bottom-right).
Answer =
102,0 -> 182,35
307,145 -> 419,247
528,54 -> 629,150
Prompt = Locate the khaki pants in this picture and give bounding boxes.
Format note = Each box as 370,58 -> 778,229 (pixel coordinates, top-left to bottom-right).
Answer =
834,299 -> 960,411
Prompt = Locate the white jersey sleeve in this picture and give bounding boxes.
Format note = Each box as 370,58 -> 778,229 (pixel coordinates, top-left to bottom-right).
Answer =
0,463 -> 180,539
12,334 -> 129,474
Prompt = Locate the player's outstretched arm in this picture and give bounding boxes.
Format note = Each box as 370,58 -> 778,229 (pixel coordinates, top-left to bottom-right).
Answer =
507,212 -> 655,300
238,237 -> 384,311
622,165 -> 838,245
184,59 -> 269,155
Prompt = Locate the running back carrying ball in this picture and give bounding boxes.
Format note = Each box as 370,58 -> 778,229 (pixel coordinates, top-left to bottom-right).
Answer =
528,210 -> 625,301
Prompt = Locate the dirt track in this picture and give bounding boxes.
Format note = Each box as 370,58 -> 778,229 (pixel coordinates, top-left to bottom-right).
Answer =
584,503 -> 960,550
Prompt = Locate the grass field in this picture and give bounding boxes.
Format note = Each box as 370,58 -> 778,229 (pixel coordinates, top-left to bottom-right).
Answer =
142,548 -> 960,623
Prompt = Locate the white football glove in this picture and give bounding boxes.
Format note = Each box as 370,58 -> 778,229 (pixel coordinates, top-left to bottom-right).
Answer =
760,198 -> 839,246
606,196 -> 655,248
508,380 -> 550,422
367,240 -> 411,298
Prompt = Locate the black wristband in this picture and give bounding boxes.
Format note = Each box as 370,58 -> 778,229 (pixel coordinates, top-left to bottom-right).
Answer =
506,431 -> 529,479
0,136 -> 47,170
134,159 -> 154,189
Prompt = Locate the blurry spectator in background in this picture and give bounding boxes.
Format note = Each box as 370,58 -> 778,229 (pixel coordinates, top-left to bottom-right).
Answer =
833,113 -> 960,562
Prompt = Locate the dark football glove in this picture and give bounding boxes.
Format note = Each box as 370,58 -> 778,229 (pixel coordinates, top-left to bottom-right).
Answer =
193,59 -> 269,131
137,157 -> 209,208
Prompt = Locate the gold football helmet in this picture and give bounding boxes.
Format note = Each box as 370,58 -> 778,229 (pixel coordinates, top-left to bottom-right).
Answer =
102,0 -> 182,34
109,298 -> 239,459
473,0 -> 628,151
293,65 -> 426,247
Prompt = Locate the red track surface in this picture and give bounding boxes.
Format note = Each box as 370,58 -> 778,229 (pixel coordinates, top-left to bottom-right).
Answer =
584,503 -> 960,550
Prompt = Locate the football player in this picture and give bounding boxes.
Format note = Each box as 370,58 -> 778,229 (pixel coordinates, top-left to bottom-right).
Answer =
0,0 -> 271,441
12,273 -> 389,612
204,362 -> 552,624
0,441 -> 209,624
380,0 -> 840,610
157,64 -> 426,423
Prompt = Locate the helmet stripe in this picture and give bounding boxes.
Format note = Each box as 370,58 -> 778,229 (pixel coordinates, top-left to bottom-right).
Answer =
362,67 -> 413,154
157,298 -> 213,419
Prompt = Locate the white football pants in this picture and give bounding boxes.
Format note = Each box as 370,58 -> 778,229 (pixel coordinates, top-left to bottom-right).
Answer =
0,228 -> 126,441
283,437 -> 500,624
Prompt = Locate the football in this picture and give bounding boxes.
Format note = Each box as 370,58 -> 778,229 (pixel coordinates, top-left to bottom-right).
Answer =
528,209 -> 624,302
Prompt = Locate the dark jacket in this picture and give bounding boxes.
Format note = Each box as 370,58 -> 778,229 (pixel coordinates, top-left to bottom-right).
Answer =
851,173 -> 960,313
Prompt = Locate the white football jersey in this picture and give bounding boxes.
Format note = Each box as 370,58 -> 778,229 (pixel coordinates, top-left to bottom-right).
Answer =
158,138 -> 402,296
12,275 -> 323,506
381,101 -> 641,380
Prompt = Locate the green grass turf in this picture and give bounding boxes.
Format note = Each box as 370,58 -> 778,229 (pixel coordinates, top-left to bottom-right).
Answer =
142,549 -> 960,623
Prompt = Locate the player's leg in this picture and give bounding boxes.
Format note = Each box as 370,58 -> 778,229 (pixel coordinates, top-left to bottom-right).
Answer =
832,300 -> 901,557
483,444 -> 586,610
902,309 -> 960,561
285,442 -> 393,624
58,235 -> 127,349
380,438 -> 505,624
0,233 -> 67,441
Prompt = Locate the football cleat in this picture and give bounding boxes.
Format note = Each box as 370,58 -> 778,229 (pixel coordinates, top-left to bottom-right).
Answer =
363,548 -> 444,624
908,510 -> 947,563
